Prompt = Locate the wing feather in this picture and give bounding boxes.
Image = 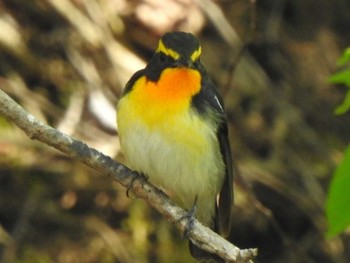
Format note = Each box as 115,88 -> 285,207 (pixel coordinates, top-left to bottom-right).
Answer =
191,75 -> 234,236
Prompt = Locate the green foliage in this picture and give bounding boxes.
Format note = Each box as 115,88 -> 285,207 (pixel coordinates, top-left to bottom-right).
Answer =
326,146 -> 350,237
329,47 -> 350,115
326,47 -> 350,237
334,91 -> 350,115
336,47 -> 350,66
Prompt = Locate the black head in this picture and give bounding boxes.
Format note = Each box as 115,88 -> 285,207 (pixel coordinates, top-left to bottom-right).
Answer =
144,32 -> 203,81
156,32 -> 201,64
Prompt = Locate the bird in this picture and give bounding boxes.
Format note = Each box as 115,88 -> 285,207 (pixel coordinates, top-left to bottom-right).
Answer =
117,31 -> 234,261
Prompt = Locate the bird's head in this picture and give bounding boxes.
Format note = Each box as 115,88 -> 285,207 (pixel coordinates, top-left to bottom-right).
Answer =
155,32 -> 201,68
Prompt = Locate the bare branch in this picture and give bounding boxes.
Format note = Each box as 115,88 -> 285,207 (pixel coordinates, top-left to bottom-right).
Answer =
0,88 -> 257,263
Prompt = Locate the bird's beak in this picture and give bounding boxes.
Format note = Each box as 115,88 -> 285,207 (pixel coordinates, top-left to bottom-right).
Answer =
175,59 -> 194,68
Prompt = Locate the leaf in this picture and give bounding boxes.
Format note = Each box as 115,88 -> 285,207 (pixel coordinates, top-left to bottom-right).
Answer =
334,90 -> 350,115
329,68 -> 350,87
326,145 -> 350,237
337,47 -> 350,66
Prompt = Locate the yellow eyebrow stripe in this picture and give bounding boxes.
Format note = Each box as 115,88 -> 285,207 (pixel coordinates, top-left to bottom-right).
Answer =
156,40 -> 180,60
190,46 -> 201,62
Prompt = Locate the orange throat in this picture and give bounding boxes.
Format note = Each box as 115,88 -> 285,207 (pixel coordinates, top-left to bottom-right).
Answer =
148,67 -> 201,101
135,67 -> 201,105
124,67 -> 201,126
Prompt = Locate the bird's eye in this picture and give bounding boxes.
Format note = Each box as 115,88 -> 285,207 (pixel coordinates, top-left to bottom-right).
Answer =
158,52 -> 175,64
159,52 -> 167,62
193,58 -> 200,67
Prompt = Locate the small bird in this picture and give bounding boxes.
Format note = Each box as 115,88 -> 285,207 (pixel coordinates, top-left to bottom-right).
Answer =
117,32 -> 234,261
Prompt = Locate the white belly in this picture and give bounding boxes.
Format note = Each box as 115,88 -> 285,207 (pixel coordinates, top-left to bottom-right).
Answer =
118,108 -> 225,225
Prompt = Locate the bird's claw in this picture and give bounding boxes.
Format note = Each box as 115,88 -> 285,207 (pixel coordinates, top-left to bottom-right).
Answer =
178,196 -> 198,238
126,173 -> 148,198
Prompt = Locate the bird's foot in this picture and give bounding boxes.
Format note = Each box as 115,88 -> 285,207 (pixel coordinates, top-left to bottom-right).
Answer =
126,172 -> 148,198
178,196 -> 198,238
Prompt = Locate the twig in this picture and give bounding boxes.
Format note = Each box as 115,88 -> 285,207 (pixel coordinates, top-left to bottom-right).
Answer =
195,0 -> 242,49
0,88 -> 257,263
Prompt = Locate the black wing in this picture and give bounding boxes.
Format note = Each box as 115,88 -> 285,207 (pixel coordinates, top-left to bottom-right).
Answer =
216,118 -> 234,236
191,75 -> 234,237
189,76 -> 234,261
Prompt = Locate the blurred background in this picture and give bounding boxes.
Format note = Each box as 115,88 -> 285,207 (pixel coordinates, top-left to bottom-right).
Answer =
0,0 -> 350,262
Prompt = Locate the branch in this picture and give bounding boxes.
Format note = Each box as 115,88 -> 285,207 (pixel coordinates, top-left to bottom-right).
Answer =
0,88 -> 257,263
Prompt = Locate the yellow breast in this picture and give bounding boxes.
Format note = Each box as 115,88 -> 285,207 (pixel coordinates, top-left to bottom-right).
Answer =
117,68 -> 224,225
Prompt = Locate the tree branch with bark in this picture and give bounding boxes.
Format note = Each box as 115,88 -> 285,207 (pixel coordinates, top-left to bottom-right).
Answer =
0,88 -> 257,263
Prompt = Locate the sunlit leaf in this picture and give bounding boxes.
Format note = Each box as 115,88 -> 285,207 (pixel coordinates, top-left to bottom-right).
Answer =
329,69 -> 350,86
326,145 -> 350,237
329,53 -> 350,114
337,47 -> 350,66
334,90 -> 350,115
